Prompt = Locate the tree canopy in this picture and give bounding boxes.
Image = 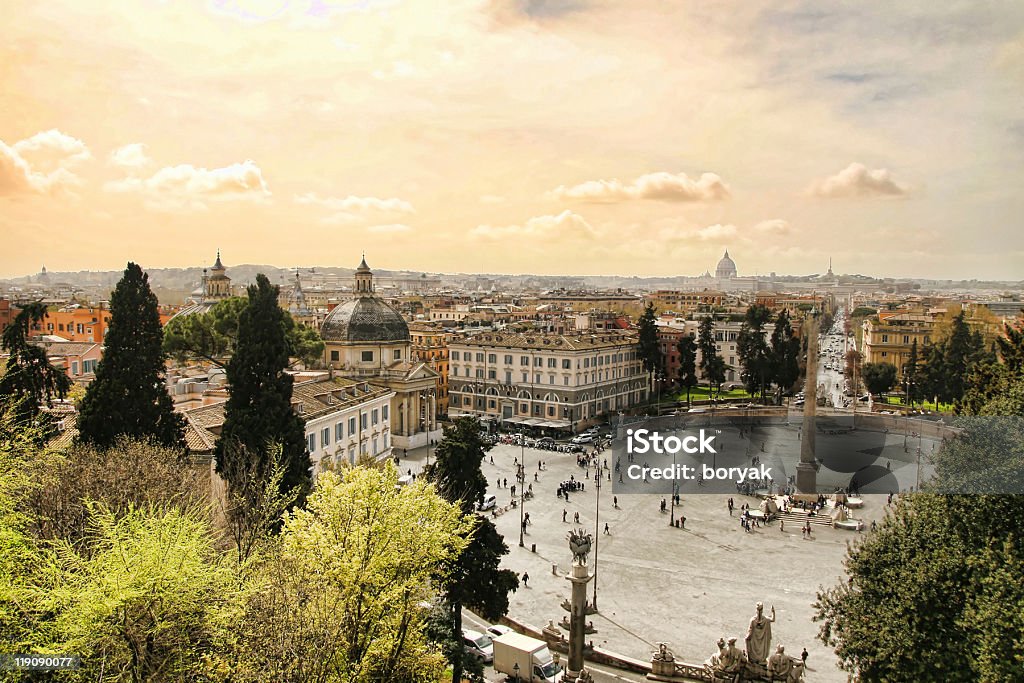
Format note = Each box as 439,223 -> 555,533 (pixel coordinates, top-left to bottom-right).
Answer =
861,362 -> 898,398
76,263 -> 184,450
636,302 -> 662,377
676,334 -> 698,405
0,302 -> 71,430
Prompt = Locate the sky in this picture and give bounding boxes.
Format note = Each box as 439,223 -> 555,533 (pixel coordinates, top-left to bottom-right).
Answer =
2,0 -> 1023,280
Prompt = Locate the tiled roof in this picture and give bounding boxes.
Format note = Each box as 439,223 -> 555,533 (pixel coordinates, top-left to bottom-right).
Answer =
452,330 -> 638,351
33,341 -> 98,357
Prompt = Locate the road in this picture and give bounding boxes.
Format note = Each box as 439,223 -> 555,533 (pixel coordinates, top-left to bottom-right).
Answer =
462,611 -> 649,683
814,307 -> 856,410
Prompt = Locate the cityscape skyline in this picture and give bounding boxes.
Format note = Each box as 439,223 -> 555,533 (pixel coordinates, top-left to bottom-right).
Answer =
3,1 -> 1023,280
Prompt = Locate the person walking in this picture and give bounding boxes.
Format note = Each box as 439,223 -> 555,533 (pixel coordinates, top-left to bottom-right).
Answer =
613,496 -> 618,509
522,572 -> 529,587
780,520 -> 785,532
574,511 -> 580,524
563,509 -> 568,523
511,484 -> 516,498
801,648 -> 808,666
604,522 -> 610,535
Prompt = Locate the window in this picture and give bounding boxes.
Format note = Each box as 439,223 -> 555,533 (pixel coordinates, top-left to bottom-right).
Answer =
521,356 -> 529,365
534,357 -> 543,367
361,413 -> 368,429
451,351 -> 460,361
548,406 -> 555,417
535,373 -> 541,383
903,335 -> 910,344
882,335 -> 889,343
452,366 -> 458,377
522,372 -> 528,382
476,369 -> 484,378
520,403 -> 528,412
382,405 -> 389,420
330,350 -> 339,361
488,353 -> 497,363
349,417 -> 357,434
505,354 -> 513,364
488,399 -> 496,408
488,369 -> 496,379
562,359 -> 571,369
547,358 -> 556,368
384,433 -> 389,449
476,352 -> 484,362
505,371 -> 512,384
349,445 -> 356,461
372,437 -> 378,455
584,358 -> 590,368
361,350 -> 374,362
307,434 -> 315,452
336,422 -> 344,441
394,349 -> 401,360
549,374 -> 555,384
321,427 -> 330,448
71,361 -> 79,375
372,408 -> 379,425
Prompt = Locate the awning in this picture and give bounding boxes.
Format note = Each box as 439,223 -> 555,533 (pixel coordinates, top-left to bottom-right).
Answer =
542,419 -> 572,428
522,418 -> 546,426
503,416 -> 526,424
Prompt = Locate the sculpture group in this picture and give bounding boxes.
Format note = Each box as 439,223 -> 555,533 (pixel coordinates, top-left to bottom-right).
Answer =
702,602 -> 804,682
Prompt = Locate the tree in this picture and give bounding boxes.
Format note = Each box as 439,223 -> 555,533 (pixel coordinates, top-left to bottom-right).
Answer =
37,503 -> 238,683
235,467 -> 471,683
77,263 -> 184,450
0,302 -> 71,430
770,310 -> 800,400
698,316 -> 723,396
215,274 -> 312,509
426,417 -> 519,683
637,302 -> 662,377
163,296 -> 325,368
736,304 -> 772,400
903,339 -> 919,408
861,362 -> 897,399
676,335 -> 698,407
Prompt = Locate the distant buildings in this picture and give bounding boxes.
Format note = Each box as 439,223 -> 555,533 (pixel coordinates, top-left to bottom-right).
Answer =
447,330 -> 646,430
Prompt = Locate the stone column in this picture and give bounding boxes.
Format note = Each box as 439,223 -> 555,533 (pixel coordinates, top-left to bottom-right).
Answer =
797,313 -> 819,493
566,562 -> 593,677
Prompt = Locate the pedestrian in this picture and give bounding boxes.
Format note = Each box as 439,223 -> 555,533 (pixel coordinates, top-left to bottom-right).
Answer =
535,472 -> 539,482
511,485 -> 516,497
801,648 -> 808,666
503,478 -> 507,488
522,572 -> 529,587
681,516 -> 686,529
521,519 -> 527,533
604,522 -> 610,535
563,509 -> 568,523
780,520 -> 784,532
613,496 -> 618,509
871,520 -> 877,532
490,455 -> 494,465
574,512 -> 580,524
525,512 -> 531,525
619,472 -> 623,483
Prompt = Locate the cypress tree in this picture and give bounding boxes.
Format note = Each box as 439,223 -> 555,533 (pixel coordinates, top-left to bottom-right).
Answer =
77,263 -> 184,449
0,301 -> 71,431
215,274 -> 311,507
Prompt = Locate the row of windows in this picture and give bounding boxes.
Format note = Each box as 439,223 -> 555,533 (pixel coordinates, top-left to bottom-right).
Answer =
306,405 -> 389,452
311,434 -> 391,459
878,334 -> 931,345
328,349 -> 404,362
449,366 -> 638,383
449,350 -> 635,368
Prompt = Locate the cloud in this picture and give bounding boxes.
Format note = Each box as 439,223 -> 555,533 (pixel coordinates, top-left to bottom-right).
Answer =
470,210 -> 596,240
105,160 -> 271,211
367,223 -> 412,234
12,129 -> 92,166
695,223 -> 738,242
1,130 -> 91,197
807,162 -> 909,198
548,171 -> 731,203
295,191 -> 415,225
109,143 -> 151,169
753,219 -> 791,235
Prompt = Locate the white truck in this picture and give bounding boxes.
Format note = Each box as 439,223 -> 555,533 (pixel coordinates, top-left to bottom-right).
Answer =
492,632 -> 563,683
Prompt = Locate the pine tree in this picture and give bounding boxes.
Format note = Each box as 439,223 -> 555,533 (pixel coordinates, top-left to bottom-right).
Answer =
737,304 -> 772,399
0,301 -> 71,431
676,335 -> 698,407
637,302 -> 662,376
698,316 -> 722,396
215,274 -> 311,508
77,263 -> 184,449
770,310 -> 800,402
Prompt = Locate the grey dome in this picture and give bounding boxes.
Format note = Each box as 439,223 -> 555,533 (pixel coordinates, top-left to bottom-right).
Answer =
321,295 -> 409,343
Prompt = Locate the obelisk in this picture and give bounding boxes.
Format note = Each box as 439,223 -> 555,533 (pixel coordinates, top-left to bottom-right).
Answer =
796,310 -> 819,493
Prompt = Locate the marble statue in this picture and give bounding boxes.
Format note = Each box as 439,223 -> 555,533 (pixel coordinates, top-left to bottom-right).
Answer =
745,602 -> 776,665
567,528 -> 593,565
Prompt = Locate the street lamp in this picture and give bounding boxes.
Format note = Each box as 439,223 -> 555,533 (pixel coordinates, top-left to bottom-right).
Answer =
518,427 -> 526,547
669,449 -> 678,527
592,466 -> 601,610
513,662 -> 520,683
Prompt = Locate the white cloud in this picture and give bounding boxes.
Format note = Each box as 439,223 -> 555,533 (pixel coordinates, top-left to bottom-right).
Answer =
367,223 -> 412,233
105,160 -> 271,211
695,223 -> 738,242
109,143 -> 151,169
1,130 -> 91,197
471,210 -> 597,240
295,191 -> 415,225
548,171 -> 731,203
753,219 -> 791,235
807,162 -> 909,199
12,129 -> 92,166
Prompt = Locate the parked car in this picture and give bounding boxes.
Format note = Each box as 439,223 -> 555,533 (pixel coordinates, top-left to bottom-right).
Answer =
486,624 -> 513,639
462,629 -> 494,664
571,434 -> 595,445
477,494 -> 497,511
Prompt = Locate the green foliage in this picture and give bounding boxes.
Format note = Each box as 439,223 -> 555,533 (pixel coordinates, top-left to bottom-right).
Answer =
234,467 -> 470,683
736,304 -> 772,399
163,296 -> 325,368
770,310 -> 800,397
35,504 -> 238,683
0,301 -> 71,429
850,306 -> 877,319
676,335 -> 698,404
77,263 -> 184,450
697,316 -> 725,395
920,311 -> 988,408
861,361 -> 897,397
962,320 -> 1024,416
215,274 -> 311,509
427,416 -> 518,683
636,302 -> 662,375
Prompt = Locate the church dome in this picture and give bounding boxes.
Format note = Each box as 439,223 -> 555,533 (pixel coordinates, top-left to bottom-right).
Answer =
715,250 -> 737,279
320,257 -> 408,343
321,297 -> 409,343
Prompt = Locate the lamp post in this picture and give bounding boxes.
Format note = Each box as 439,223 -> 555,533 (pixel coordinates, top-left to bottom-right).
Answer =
519,427 -> 526,547
513,662 -> 520,683
592,467 -> 601,610
669,450 -> 678,527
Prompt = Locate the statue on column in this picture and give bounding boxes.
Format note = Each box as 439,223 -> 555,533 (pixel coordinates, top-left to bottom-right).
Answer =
745,602 -> 776,666
567,528 -> 592,565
